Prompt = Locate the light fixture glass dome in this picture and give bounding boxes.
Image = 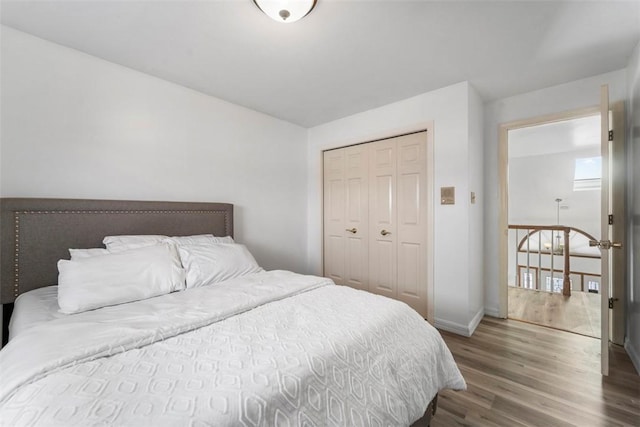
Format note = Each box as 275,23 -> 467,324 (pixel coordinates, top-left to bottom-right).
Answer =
253,0 -> 317,23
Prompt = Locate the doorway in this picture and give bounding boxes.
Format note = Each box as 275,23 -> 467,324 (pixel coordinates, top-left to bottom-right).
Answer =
506,115 -> 602,338
497,99 -> 626,375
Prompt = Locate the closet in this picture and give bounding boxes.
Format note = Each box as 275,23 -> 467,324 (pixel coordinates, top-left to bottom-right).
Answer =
323,131 -> 429,318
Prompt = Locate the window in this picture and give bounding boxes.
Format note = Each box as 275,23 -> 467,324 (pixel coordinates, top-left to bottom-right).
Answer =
573,157 -> 601,191
588,280 -> 600,293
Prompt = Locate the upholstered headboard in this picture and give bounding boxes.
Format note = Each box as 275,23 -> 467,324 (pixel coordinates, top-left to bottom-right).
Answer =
0,198 -> 233,304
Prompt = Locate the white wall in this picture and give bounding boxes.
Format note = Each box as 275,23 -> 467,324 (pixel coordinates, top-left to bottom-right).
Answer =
509,149 -> 601,236
307,81 -> 484,335
468,85 -> 485,325
0,26 -> 309,275
483,70 -> 628,316
625,41 -> 640,374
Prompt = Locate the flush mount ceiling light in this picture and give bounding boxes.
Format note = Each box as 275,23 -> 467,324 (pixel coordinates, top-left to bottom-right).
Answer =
253,0 -> 317,23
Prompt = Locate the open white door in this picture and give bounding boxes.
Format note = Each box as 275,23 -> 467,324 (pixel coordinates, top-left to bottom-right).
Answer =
609,101 -> 627,346
592,85 -> 624,376
600,85 -> 610,377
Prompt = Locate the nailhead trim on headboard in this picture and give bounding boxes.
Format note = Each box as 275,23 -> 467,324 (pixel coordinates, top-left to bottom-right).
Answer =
14,214 -> 19,298
10,208 -> 232,298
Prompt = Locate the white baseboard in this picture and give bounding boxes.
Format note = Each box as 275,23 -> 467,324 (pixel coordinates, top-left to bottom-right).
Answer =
434,318 -> 470,336
468,307 -> 484,335
435,307 -> 484,337
484,306 -> 500,318
624,338 -> 640,375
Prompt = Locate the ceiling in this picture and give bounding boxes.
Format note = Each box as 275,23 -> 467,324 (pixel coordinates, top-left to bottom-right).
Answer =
1,1 -> 639,128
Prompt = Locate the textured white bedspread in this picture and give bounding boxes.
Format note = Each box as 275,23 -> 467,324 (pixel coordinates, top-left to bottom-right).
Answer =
0,270 -> 465,426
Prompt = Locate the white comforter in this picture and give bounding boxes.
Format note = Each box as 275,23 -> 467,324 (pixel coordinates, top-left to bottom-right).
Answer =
0,271 -> 465,426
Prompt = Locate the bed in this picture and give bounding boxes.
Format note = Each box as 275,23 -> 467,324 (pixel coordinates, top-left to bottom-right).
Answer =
0,198 -> 465,426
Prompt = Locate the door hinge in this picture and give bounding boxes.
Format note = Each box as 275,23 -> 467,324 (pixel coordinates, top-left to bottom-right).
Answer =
608,297 -> 618,309
608,214 -> 614,225
608,130 -> 614,141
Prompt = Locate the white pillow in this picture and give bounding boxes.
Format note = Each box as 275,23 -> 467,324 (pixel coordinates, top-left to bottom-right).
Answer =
69,248 -> 110,260
178,243 -> 263,288
57,243 -> 186,314
103,234 -> 234,253
102,235 -> 167,253
168,235 -> 234,246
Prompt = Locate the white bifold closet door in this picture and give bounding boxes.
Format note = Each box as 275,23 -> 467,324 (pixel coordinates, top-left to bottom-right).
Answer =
323,131 -> 428,317
368,138 -> 397,298
323,144 -> 369,290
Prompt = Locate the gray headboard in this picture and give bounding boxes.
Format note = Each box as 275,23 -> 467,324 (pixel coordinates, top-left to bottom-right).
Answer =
0,198 -> 233,304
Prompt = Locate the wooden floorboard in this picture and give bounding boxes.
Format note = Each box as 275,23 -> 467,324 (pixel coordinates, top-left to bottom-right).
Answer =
508,287 -> 601,338
432,317 -> 640,427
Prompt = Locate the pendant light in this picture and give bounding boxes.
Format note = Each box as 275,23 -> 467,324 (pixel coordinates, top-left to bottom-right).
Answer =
253,0 -> 317,23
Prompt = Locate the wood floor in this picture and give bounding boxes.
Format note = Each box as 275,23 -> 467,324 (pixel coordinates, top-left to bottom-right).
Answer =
508,286 -> 601,338
432,317 -> 639,427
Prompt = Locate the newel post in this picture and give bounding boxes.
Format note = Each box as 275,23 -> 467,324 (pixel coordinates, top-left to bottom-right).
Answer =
562,228 -> 571,296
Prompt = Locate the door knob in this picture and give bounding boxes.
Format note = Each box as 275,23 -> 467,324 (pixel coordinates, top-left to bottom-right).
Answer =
346,228 -> 357,234
589,239 -> 623,250
380,230 -> 391,236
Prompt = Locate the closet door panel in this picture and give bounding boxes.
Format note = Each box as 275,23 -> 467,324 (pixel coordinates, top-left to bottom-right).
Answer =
375,175 -> 394,224
398,242 -> 420,296
347,179 -> 362,219
372,240 -> 395,293
344,145 -> 369,290
396,133 -> 428,317
399,173 -> 420,224
346,238 -> 366,288
326,235 -> 345,284
369,139 -> 397,297
323,150 -> 346,285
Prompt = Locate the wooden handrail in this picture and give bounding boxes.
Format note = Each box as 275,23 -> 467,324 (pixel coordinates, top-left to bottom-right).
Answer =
509,224 -> 579,296
509,225 -> 599,246
508,224 -> 569,231
514,226 -> 600,258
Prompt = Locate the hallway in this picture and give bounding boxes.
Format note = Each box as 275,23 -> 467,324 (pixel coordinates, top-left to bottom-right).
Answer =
508,286 -> 600,338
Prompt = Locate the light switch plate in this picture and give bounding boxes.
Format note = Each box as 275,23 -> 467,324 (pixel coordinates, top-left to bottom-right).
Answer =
441,187 -> 455,205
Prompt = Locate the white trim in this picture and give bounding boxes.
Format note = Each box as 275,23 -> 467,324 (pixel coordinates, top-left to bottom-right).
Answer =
425,126 -> 435,323
434,318 -> 470,336
468,307 -> 484,335
484,306 -> 501,318
497,106 -> 600,318
435,308 -> 484,337
624,338 -> 640,375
